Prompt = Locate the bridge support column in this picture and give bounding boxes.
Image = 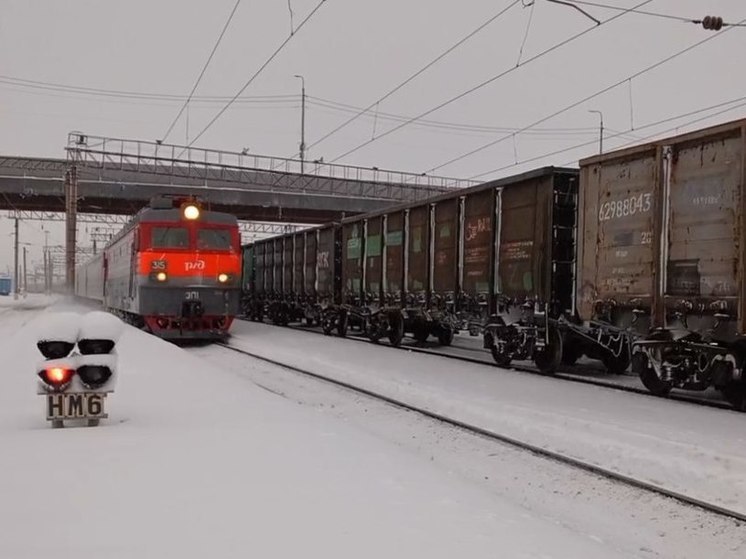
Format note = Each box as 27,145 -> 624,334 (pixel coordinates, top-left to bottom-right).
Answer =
64,165 -> 77,293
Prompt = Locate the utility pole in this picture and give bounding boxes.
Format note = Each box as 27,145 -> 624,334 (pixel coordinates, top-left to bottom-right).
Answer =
13,217 -> 19,300
294,74 -> 306,174
23,246 -> 27,294
589,110 -> 604,154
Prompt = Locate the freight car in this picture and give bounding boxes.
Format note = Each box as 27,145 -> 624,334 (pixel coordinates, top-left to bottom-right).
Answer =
76,197 -> 241,340
242,167 -> 622,372
579,119 -> 746,410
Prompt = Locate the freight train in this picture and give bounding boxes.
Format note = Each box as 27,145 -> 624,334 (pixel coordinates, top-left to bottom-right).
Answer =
76,197 -> 241,340
241,118 -> 746,410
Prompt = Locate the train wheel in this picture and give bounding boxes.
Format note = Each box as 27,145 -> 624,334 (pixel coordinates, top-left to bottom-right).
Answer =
388,314 -> 405,347
437,325 -> 454,346
534,327 -> 562,375
633,351 -> 672,396
485,332 -> 511,367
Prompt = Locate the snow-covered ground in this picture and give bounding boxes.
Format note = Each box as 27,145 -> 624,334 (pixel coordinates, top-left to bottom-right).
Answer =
4,298 -> 721,558
225,320 -> 746,518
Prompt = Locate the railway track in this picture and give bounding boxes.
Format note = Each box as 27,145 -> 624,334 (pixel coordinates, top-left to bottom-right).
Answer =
215,339 -> 746,525
236,317 -> 733,411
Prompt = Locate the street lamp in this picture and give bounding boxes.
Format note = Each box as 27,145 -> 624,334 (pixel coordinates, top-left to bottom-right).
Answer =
589,110 -> 604,154
294,74 -> 306,174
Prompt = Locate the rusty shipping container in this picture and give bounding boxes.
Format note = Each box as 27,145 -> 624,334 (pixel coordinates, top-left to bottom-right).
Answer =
579,118 -> 746,406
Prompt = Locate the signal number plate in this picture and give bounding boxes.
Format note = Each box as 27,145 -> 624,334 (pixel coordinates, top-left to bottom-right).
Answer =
46,393 -> 108,420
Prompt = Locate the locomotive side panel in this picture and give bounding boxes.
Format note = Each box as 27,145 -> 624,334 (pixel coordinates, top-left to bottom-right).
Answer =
577,149 -> 658,326
432,198 -> 459,295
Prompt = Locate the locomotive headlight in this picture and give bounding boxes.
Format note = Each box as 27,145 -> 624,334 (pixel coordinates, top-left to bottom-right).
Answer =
183,204 -> 200,220
218,273 -> 230,283
156,271 -> 168,282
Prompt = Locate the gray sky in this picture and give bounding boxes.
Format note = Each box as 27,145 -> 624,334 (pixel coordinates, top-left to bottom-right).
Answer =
1,0 -> 745,276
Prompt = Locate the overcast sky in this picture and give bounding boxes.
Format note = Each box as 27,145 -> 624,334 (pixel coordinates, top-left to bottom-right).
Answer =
1,0 -> 745,279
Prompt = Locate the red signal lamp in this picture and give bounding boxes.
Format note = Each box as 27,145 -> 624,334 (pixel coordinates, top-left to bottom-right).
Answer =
38,367 -> 75,391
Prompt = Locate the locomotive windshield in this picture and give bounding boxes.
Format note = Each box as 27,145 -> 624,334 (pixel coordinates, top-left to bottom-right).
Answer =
152,226 -> 189,248
197,229 -> 233,250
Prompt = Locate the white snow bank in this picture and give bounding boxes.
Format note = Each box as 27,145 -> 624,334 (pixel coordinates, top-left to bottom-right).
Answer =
0,302 -> 635,559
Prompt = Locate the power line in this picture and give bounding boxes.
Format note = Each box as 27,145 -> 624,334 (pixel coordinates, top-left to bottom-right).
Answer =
424,15 -> 745,175
469,95 -> 746,179
0,75 -> 297,103
162,0 -> 243,142
570,1 -> 746,27
186,0 -> 329,149
301,0 -> 522,157
329,0 -> 654,163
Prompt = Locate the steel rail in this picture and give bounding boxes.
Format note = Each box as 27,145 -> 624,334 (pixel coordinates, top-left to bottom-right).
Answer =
236,317 -> 733,411
215,340 -> 746,524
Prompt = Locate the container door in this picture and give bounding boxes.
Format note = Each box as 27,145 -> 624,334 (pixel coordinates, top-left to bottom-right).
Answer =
578,153 -> 657,322
462,189 -> 495,298
432,199 -> 459,295
365,217 -> 383,296
293,233 -> 304,294
343,221 -> 364,301
384,212 -> 404,296
663,135 -> 742,316
407,205 -> 429,294
316,227 -> 334,300
305,231 -> 317,297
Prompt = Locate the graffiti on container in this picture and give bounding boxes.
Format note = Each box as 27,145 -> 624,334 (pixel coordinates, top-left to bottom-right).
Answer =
598,192 -> 652,222
318,251 -> 330,269
501,240 -> 533,261
465,217 -> 490,242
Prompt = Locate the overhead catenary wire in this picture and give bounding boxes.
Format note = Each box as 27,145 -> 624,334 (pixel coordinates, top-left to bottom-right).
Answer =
424,15 -> 745,175
299,0 -> 523,158
329,0 -> 654,164
469,94 -> 746,179
569,0 -> 746,27
161,0 -> 243,142
185,0 -> 329,150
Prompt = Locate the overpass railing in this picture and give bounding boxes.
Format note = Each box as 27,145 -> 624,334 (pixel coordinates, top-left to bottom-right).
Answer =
66,132 -> 479,202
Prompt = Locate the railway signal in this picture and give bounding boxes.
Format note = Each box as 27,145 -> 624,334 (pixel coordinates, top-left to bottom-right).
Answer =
36,311 -> 123,428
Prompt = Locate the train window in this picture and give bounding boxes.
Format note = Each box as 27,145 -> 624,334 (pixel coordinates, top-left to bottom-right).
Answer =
197,229 -> 232,250
152,227 -> 189,249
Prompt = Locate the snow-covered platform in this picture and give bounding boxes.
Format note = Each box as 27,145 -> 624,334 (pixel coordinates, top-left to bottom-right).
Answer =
0,298 -> 677,558
226,320 -> 746,519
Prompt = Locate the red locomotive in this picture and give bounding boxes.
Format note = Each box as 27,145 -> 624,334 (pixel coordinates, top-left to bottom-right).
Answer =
76,197 -> 241,340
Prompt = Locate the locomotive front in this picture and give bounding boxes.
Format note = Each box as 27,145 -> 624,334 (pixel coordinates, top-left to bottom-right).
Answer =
136,200 -> 241,339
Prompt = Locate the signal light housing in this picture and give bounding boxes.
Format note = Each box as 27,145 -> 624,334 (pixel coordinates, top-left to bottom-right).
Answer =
78,339 -> 116,355
77,365 -> 113,389
37,340 -> 75,360
38,367 -> 75,392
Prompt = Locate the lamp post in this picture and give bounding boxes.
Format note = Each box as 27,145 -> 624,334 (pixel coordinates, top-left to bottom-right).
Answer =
589,110 -> 604,154
294,74 -> 306,174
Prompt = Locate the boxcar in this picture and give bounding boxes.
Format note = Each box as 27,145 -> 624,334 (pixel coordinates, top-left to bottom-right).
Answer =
579,119 -> 746,408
